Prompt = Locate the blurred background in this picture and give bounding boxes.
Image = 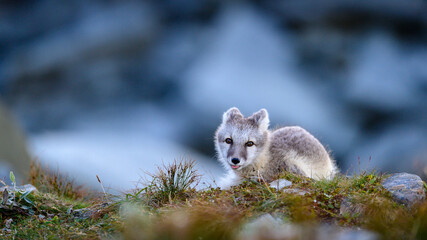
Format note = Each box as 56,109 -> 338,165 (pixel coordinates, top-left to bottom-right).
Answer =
1,0 -> 427,192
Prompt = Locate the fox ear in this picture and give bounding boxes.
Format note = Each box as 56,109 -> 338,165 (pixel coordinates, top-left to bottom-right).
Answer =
249,109 -> 269,131
223,107 -> 243,123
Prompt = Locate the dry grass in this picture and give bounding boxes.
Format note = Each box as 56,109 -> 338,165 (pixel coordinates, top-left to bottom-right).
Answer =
142,158 -> 201,207
28,160 -> 88,200
1,158 -> 426,240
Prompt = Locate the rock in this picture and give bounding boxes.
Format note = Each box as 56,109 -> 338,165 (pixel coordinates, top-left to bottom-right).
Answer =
317,225 -> 378,240
382,172 -> 426,206
240,215 -> 378,240
245,213 -> 284,228
282,188 -> 309,196
269,179 -> 292,189
240,213 -> 295,240
72,202 -> 110,220
336,229 -> 377,240
340,198 -> 365,218
269,179 -> 310,195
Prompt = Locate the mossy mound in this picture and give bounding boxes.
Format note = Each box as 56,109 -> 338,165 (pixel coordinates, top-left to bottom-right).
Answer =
1,160 -> 427,239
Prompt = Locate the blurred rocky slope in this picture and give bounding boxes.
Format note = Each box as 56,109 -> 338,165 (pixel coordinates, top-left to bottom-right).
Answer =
1,0 -> 427,188
0,103 -> 31,183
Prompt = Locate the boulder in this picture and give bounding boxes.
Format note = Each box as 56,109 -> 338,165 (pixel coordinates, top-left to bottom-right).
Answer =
382,172 -> 426,206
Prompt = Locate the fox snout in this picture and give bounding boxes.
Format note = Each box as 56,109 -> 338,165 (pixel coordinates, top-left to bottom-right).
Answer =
229,158 -> 241,169
227,144 -> 247,165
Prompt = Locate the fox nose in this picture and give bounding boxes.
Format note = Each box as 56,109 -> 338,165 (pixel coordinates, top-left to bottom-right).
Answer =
231,158 -> 240,164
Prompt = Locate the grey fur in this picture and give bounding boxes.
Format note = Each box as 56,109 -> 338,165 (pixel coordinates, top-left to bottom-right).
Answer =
215,107 -> 337,188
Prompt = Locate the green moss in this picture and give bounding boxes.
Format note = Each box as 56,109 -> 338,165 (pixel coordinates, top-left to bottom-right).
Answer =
1,162 -> 426,239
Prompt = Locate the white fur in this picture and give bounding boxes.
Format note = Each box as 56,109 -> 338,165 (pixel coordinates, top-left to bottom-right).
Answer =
215,107 -> 337,189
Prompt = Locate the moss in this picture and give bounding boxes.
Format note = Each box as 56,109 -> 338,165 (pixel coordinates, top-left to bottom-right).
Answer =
1,161 -> 426,239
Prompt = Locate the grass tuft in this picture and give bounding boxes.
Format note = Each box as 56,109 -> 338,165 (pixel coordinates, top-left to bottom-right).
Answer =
29,160 -> 87,200
144,158 -> 201,207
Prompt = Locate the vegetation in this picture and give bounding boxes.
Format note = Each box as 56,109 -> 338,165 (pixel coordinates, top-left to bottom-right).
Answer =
0,159 -> 426,239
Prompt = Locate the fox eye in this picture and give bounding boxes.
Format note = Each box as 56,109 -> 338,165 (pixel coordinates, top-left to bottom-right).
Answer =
225,138 -> 233,144
246,141 -> 255,147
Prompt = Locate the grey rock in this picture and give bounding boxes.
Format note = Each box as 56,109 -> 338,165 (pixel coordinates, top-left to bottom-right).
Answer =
72,202 -> 110,220
269,179 -> 292,190
382,172 -> 426,206
240,217 -> 378,240
335,229 -> 378,240
282,188 -> 310,196
240,213 -> 295,240
269,179 -> 309,195
339,198 -> 364,218
317,225 -> 378,240
72,208 -> 95,220
245,213 -> 284,228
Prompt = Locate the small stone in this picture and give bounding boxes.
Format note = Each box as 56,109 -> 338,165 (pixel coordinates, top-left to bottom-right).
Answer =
72,202 -> 111,220
382,172 -> 426,206
317,225 -> 378,240
246,213 -> 284,227
240,213 -> 295,240
282,188 -> 309,196
340,198 -> 365,218
73,208 -> 94,220
269,179 -> 292,190
335,229 -> 378,240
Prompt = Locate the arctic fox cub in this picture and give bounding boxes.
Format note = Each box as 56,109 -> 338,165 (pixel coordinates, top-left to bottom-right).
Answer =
215,107 -> 337,188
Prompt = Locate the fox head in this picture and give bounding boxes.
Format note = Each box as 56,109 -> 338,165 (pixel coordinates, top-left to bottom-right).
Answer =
215,107 -> 270,172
